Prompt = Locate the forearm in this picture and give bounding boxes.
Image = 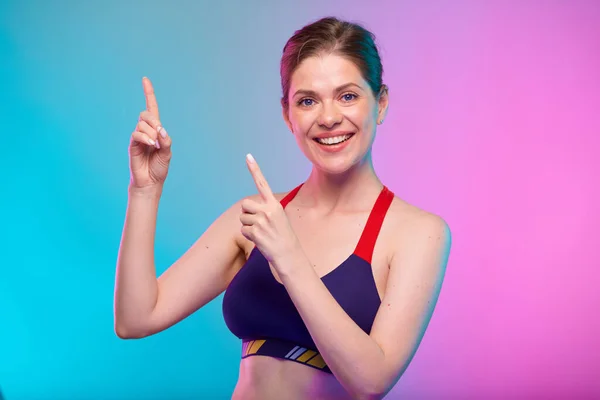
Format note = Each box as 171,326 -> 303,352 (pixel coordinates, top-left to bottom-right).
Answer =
114,185 -> 163,335
277,254 -> 389,399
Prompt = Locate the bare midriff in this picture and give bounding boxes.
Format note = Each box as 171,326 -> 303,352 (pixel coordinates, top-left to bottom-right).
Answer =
231,355 -> 353,400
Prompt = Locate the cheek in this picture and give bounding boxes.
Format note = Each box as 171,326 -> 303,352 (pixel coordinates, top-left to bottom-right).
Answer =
289,110 -> 314,133
346,105 -> 376,129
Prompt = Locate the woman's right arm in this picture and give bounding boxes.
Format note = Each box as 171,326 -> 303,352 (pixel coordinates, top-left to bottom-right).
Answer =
114,76 -> 246,339
114,184 -> 246,339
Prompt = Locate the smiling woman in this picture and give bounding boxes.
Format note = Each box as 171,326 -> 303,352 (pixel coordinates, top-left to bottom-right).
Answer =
114,16 -> 451,400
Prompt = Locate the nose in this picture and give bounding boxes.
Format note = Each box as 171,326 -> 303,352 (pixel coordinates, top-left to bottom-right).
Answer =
317,100 -> 343,128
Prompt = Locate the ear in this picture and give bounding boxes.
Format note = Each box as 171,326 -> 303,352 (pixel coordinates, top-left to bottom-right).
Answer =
281,98 -> 293,133
377,84 -> 389,124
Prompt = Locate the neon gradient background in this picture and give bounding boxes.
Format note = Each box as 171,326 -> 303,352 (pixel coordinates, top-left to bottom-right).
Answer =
2,1 -> 599,399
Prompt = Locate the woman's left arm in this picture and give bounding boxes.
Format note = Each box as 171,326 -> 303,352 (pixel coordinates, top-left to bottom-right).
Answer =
276,214 -> 452,400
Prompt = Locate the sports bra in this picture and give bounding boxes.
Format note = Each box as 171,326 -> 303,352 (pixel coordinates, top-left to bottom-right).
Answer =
222,183 -> 394,373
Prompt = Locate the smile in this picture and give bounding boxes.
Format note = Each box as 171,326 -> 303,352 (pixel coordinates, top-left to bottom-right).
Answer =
313,133 -> 355,146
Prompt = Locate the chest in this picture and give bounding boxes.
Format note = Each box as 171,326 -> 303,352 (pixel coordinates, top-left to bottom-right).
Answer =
241,209 -> 393,299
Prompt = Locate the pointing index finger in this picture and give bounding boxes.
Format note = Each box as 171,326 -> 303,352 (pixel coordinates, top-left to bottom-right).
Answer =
246,154 -> 274,201
142,77 -> 160,119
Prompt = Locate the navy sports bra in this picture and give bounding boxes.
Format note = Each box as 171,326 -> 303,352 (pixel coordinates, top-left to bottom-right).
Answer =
222,183 -> 394,373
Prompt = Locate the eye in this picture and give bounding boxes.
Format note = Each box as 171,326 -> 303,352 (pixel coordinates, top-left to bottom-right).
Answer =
341,93 -> 358,102
297,98 -> 315,107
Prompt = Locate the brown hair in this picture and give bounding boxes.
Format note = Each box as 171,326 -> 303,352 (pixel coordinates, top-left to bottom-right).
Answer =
280,16 -> 384,109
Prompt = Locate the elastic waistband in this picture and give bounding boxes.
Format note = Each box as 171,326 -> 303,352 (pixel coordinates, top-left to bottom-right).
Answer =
241,338 -> 331,374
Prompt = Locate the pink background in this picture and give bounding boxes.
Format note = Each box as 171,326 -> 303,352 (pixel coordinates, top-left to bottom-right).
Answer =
374,1 -> 600,398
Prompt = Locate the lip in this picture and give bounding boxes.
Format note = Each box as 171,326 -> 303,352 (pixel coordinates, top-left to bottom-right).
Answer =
312,132 -> 355,153
312,131 -> 355,140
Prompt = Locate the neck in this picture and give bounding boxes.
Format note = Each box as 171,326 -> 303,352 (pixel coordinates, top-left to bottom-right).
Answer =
300,152 -> 383,212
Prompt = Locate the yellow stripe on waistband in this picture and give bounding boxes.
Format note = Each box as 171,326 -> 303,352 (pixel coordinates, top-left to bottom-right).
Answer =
243,340 -> 254,356
247,339 -> 266,355
306,354 -> 327,369
296,349 -> 317,363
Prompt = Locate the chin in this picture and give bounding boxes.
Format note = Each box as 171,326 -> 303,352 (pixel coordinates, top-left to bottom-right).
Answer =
311,154 -> 362,176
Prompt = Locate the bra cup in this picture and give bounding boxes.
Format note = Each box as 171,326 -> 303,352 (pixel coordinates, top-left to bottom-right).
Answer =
222,183 -> 394,369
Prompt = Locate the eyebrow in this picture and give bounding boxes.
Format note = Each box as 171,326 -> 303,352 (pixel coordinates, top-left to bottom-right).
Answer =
292,83 -> 363,98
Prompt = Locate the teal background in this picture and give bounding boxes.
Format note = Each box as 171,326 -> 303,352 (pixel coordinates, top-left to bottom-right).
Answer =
3,0 -> 600,399
1,1 -> 316,398
0,1 -> 355,398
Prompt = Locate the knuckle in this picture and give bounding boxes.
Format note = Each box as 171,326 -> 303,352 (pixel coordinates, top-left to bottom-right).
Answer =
241,226 -> 251,238
140,111 -> 160,127
259,214 -> 268,225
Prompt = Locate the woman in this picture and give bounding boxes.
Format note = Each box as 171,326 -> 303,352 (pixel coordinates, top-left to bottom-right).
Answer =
114,16 -> 451,400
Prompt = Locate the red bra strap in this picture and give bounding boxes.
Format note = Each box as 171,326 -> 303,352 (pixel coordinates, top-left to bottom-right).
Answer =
354,186 -> 394,264
280,183 -> 304,208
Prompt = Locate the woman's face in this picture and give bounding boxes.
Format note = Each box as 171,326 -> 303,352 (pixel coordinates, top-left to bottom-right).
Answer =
283,53 -> 388,176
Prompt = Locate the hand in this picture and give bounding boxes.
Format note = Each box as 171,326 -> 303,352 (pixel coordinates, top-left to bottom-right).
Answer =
240,154 -> 301,267
129,77 -> 173,190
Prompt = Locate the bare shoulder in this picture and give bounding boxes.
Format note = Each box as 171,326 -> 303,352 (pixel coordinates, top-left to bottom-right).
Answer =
385,195 -> 452,268
388,196 -> 451,238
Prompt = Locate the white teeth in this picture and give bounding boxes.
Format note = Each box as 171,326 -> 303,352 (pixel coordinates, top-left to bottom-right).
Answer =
315,134 -> 353,145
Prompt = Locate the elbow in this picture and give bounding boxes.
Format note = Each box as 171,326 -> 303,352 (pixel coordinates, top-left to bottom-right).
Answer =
115,328 -> 130,339
353,376 -> 394,400
114,319 -> 149,340
114,322 -> 136,339
355,389 -> 386,400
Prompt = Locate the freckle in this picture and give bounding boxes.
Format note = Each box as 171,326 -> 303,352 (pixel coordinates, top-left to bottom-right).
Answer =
205,246 -> 209,249
387,303 -> 391,307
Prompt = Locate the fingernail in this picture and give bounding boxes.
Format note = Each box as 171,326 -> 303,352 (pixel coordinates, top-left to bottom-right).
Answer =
155,139 -> 160,149
147,138 -> 156,146
246,153 -> 255,163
